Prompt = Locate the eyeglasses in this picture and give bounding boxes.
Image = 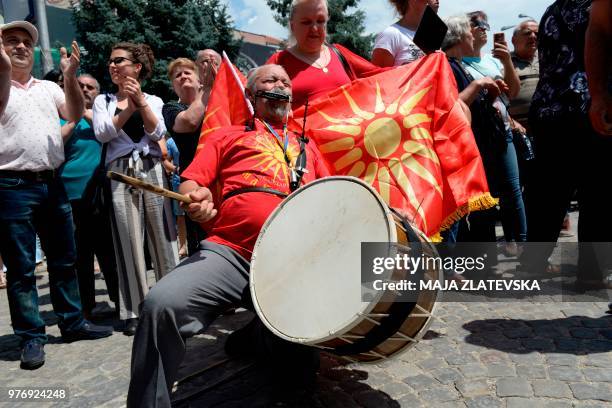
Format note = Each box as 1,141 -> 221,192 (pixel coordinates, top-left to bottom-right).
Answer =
471,20 -> 490,31
107,56 -> 136,66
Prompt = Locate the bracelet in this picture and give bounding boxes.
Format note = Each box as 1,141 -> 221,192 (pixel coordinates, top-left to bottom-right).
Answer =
136,103 -> 147,109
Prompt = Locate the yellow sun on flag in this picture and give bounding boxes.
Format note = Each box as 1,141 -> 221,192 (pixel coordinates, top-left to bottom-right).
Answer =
251,134 -> 299,183
315,80 -> 441,229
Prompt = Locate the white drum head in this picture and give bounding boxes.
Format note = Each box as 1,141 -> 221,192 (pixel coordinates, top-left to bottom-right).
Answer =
250,176 -> 396,344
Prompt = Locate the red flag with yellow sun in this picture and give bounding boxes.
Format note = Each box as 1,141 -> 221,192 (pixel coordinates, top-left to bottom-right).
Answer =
293,52 -> 496,239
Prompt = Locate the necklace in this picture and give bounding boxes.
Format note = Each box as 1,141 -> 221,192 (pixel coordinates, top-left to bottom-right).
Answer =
291,46 -> 330,73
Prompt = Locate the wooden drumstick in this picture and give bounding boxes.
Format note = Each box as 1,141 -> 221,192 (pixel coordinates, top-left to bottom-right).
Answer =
107,171 -> 193,204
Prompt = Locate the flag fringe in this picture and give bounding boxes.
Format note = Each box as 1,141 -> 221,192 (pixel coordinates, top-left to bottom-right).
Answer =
429,193 -> 498,242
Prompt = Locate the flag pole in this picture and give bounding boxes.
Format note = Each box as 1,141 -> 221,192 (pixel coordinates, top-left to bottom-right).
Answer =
221,51 -> 254,115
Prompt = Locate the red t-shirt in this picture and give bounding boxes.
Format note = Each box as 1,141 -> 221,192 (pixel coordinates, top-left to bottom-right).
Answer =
181,120 -> 330,260
267,49 -> 351,110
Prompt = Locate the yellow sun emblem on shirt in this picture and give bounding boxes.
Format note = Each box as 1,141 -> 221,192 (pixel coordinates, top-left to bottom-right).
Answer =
314,80 -> 441,229
252,134 -> 299,183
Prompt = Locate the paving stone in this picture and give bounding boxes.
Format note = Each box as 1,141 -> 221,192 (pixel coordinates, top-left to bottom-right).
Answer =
361,372 -> 394,388
582,368 -> 612,382
555,338 -> 582,352
455,379 -> 491,398
378,381 -> 413,399
546,354 -> 579,366
583,354 -> 612,368
418,386 -> 459,403
485,363 -> 515,377
582,340 -> 612,352
431,367 -> 462,385
495,378 -> 533,397
417,357 -> 447,370
503,328 -> 533,339
509,353 -> 544,365
569,383 -> 612,401
397,392 -> 424,407
458,364 -> 488,378
445,353 -> 478,366
520,338 -> 555,352
582,318 -> 611,328
532,379 -> 572,398
570,327 -> 600,339
548,365 -> 585,382
465,395 -> 503,408
402,374 -> 438,390
505,397 -> 570,408
515,364 -> 547,379
385,361 -> 422,380
478,351 -> 509,365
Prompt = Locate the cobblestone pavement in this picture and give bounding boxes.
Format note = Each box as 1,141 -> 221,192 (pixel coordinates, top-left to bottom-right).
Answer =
1,211 -> 611,407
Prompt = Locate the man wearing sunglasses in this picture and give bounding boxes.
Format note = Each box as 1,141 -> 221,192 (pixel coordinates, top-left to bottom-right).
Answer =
0,21 -> 113,371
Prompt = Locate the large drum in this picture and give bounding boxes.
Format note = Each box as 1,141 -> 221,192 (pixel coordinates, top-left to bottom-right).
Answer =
250,176 -> 442,363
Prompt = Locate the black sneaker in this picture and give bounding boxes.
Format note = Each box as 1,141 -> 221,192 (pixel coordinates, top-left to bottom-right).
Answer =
20,340 -> 45,370
123,318 -> 138,337
61,320 -> 113,343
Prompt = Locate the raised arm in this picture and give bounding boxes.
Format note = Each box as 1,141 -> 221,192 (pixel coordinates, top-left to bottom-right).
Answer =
0,31 -> 12,117
492,39 -> 520,99
171,89 -> 207,133
59,41 -> 84,122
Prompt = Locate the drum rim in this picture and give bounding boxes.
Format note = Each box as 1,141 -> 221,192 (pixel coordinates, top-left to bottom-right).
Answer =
249,176 -> 398,344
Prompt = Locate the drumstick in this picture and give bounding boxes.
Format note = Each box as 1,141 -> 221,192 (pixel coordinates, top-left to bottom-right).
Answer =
107,171 -> 193,204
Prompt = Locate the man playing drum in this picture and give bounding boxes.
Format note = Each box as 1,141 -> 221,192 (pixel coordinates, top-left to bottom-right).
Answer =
127,64 -> 330,408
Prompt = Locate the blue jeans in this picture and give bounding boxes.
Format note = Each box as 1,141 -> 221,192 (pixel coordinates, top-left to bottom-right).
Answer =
497,140 -> 527,242
0,174 -> 84,345
482,138 -> 527,243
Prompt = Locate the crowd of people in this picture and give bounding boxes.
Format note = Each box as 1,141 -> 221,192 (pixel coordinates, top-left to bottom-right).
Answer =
0,0 -> 610,406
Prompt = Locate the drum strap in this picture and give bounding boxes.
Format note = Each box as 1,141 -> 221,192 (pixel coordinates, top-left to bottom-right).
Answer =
223,187 -> 288,201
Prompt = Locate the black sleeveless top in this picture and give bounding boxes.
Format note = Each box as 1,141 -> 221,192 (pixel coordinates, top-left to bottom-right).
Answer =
115,107 -> 144,143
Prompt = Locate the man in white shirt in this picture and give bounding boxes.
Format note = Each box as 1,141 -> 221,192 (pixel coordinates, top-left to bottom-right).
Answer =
0,21 -> 112,370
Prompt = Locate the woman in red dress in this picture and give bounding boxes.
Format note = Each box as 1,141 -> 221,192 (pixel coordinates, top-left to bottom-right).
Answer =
266,0 -> 376,110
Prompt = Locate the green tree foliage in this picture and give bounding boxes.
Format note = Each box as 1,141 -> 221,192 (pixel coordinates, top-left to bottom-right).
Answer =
266,0 -> 374,58
73,0 -> 241,101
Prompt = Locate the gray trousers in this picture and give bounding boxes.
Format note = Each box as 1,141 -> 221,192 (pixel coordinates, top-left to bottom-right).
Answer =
127,241 -> 250,408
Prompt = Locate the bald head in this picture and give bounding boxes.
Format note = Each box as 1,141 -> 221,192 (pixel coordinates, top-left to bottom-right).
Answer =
196,49 -> 221,70
246,64 -> 292,124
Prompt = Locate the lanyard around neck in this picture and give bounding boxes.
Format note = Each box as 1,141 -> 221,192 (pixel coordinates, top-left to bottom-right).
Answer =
260,119 -> 291,164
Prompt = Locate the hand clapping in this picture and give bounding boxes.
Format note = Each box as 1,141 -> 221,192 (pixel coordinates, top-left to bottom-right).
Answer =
123,76 -> 147,109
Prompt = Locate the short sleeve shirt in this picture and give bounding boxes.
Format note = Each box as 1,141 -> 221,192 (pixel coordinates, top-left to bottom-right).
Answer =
0,78 -> 65,171
182,121 -> 330,260
374,23 -> 425,66
509,53 -> 540,127
59,118 -> 102,200
529,0 -> 592,122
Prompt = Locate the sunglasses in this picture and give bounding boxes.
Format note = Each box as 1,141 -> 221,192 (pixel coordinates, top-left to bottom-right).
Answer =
471,20 -> 491,31
107,56 -> 137,66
